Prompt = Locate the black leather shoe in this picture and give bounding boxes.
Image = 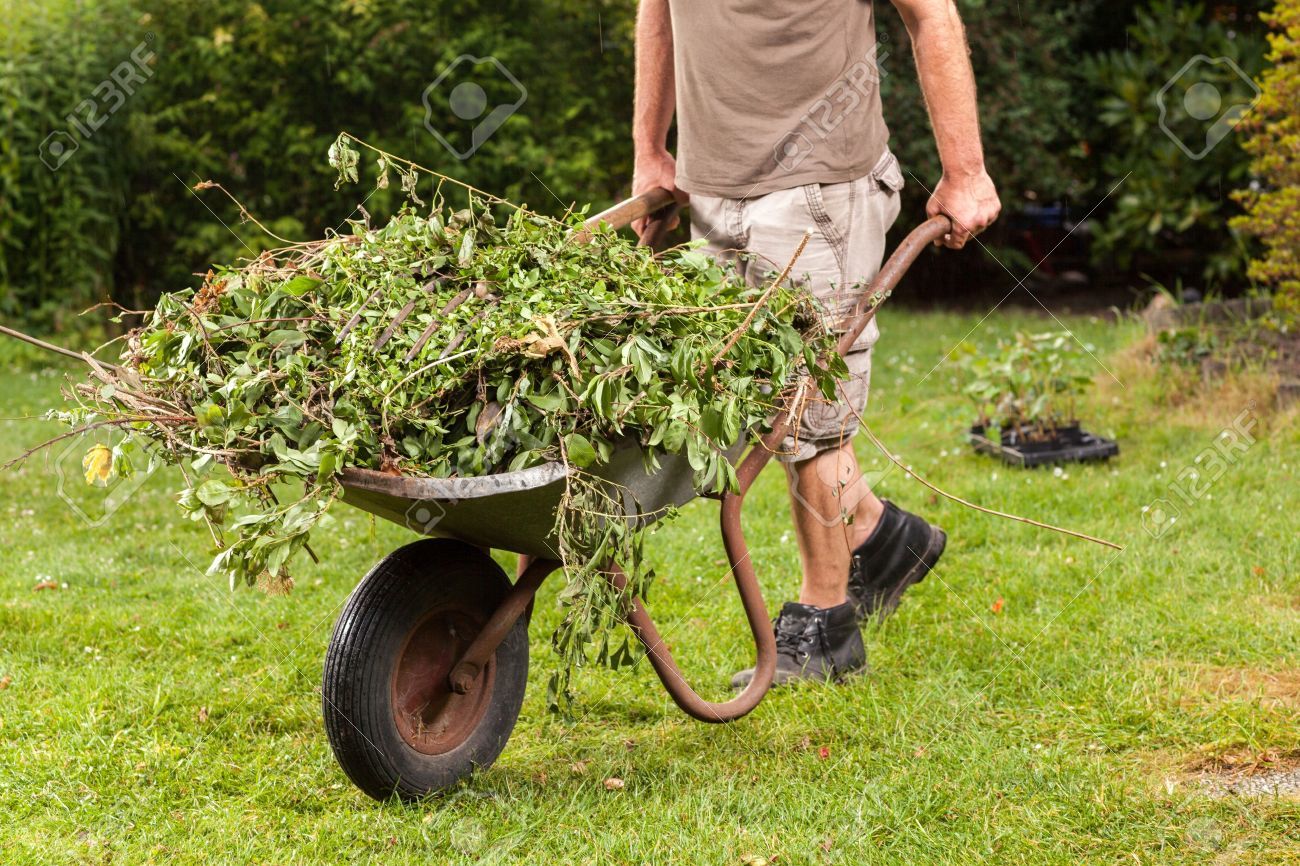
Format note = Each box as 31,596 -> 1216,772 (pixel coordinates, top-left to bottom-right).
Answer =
848,500 -> 946,623
730,600 -> 866,689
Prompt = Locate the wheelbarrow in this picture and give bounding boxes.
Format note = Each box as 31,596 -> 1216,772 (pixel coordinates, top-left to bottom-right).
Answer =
321,188 -> 952,801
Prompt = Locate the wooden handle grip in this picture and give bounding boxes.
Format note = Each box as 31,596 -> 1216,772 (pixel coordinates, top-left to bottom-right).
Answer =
581,188 -> 677,233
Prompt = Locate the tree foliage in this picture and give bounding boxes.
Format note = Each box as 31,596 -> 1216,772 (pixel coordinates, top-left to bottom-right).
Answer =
1077,0 -> 1266,287
1232,0 -> 1300,316
2,0 -> 638,329
0,0 -> 139,326
0,1 -> 1285,331
878,1 -> 1091,222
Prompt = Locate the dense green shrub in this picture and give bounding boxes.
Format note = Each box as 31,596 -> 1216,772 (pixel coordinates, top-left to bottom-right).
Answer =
878,1 -> 1091,224
0,0 -> 140,327
1078,0 -> 1266,288
1,0 -> 638,331
1232,0 -> 1300,317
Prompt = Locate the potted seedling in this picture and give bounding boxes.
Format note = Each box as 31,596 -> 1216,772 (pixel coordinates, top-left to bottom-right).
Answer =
956,331 -> 1118,467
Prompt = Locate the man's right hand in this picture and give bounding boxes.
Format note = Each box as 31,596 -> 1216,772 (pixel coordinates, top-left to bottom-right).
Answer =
631,148 -> 688,241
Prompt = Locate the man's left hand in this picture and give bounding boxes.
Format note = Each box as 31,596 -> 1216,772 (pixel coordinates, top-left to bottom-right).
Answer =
926,170 -> 1001,250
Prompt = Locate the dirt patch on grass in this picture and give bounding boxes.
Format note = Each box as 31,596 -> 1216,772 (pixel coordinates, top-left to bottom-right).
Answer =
1186,747 -> 1300,777
1183,748 -> 1300,799
1187,666 -> 1300,711
1144,744 -> 1300,800
1254,593 -> 1300,612
1153,665 -> 1300,798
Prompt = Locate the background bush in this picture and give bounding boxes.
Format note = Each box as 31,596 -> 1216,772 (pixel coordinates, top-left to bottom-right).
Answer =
1232,0 -> 1300,317
0,0 -> 139,327
1078,0 -> 1266,290
2,0 -> 638,330
878,0 -> 1092,274
0,0 -> 1286,333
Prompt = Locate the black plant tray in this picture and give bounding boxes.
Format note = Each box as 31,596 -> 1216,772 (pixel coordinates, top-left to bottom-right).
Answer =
969,423 -> 1118,468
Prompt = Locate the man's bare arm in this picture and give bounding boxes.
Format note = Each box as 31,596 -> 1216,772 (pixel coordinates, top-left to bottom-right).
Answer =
632,0 -> 686,237
890,0 -> 1001,249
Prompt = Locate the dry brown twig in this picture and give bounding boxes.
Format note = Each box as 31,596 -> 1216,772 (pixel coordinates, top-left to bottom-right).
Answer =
857,420 -> 1123,551
0,323 -> 119,370
1,414 -> 194,472
706,230 -> 813,375
192,180 -> 305,246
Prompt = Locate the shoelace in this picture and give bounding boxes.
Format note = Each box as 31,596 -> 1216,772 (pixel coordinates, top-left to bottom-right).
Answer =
773,617 -> 807,659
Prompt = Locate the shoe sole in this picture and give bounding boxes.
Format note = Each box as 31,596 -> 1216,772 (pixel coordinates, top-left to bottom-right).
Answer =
731,654 -> 872,690
871,524 -> 946,622
732,662 -> 871,691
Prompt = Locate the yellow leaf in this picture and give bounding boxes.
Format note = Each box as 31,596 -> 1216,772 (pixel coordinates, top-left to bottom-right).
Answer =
82,444 -> 113,486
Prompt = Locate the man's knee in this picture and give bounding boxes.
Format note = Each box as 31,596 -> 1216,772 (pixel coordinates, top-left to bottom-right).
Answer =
778,348 -> 872,463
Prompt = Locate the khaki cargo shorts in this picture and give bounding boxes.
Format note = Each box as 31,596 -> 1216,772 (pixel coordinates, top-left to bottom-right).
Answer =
689,149 -> 904,462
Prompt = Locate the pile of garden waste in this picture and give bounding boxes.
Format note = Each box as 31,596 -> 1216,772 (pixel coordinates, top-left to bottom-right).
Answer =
53,135 -> 845,681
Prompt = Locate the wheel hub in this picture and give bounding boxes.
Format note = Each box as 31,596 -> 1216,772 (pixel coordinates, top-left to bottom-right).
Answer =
390,607 -> 495,755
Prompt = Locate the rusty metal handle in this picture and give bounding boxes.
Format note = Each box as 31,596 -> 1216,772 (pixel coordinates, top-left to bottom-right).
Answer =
836,215 -> 951,355
613,215 -> 953,723
636,206 -> 681,251
607,553 -> 775,723
448,557 -> 560,693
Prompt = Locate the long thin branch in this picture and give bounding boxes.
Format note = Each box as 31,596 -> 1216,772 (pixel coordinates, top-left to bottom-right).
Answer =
858,422 -> 1123,551
706,230 -> 812,373
209,316 -> 322,334
192,180 -> 306,245
387,347 -> 478,395
0,324 -> 120,370
1,415 -> 191,471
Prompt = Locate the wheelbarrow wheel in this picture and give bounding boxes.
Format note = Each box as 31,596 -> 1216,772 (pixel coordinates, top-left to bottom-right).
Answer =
321,538 -> 529,801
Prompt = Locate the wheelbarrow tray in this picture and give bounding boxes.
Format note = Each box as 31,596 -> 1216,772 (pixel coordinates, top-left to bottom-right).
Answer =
338,439 -> 729,559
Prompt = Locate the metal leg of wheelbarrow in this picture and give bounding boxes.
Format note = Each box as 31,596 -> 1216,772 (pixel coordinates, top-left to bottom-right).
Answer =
447,555 -> 560,694
602,418 -> 786,723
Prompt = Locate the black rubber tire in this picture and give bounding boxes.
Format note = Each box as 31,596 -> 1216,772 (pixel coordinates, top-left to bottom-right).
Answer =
321,539 -> 529,801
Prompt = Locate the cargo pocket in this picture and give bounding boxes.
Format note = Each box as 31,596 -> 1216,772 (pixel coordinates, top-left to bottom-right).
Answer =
839,153 -> 901,356
802,178 -> 857,284
869,150 -> 905,196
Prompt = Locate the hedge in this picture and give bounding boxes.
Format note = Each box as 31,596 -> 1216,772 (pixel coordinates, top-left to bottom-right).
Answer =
0,1 -> 1279,329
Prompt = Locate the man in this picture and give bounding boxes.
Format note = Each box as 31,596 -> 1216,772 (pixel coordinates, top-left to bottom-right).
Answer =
631,0 -> 1001,687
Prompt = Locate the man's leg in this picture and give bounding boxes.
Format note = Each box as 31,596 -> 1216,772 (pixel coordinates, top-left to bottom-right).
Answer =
787,443 -> 884,608
731,151 -> 946,688
725,172 -> 884,689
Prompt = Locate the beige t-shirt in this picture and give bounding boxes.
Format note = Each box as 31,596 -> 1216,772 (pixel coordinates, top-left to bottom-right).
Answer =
668,0 -> 890,198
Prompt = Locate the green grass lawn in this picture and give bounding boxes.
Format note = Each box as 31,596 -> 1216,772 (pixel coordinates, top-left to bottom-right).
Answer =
2,308 -> 1298,864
